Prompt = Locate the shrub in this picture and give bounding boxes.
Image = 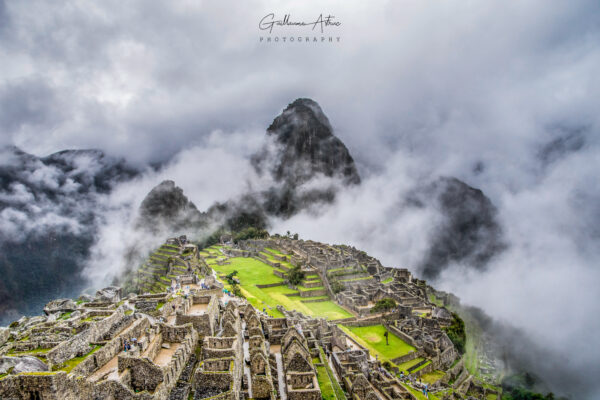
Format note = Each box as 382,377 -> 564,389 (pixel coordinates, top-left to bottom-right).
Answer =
443,312 -> 466,354
287,265 -> 305,286
233,227 -> 269,243
331,280 -> 344,294
370,298 -> 397,314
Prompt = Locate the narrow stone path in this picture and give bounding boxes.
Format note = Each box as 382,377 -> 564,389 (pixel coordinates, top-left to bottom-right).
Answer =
242,339 -> 253,398
275,352 -> 287,400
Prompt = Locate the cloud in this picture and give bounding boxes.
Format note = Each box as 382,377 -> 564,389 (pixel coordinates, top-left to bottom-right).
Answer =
1,0 -> 599,397
82,128 -> 265,284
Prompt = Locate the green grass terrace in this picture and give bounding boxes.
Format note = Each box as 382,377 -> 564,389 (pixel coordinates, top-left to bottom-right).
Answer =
208,254 -> 353,320
339,324 -> 416,362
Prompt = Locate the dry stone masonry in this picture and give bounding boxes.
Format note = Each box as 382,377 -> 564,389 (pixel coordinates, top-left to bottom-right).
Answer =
0,236 -> 499,399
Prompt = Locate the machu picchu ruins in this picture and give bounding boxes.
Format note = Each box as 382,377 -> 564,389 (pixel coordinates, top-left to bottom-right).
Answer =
0,235 -> 502,400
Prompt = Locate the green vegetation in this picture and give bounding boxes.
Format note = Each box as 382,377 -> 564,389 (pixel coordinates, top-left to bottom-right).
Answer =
316,365 -> 336,400
428,293 -> 443,307
339,325 -> 415,361
8,347 -> 50,356
233,227 -> 269,243
412,360 -> 431,373
420,370 -> 445,384
287,265 -> 305,286
501,373 -> 558,400
264,247 -> 284,255
443,312 -> 466,354
370,298 -> 397,314
319,347 -> 345,400
401,382 -> 442,400
156,302 -> 165,311
59,311 -> 73,320
381,277 -> 394,284
52,345 -> 102,373
397,357 -> 425,373
330,280 -> 344,294
19,371 -> 56,376
210,256 -> 352,320
224,270 -> 243,297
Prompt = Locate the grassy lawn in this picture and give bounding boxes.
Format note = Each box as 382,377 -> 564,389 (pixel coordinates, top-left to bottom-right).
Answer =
401,382 -> 441,400
8,347 -> 50,355
316,365 -> 336,400
397,357 -> 425,373
212,257 -> 284,285
319,347 -> 346,400
211,257 -> 353,320
339,325 -> 416,361
53,345 -> 102,373
339,276 -> 373,282
420,370 -> 445,384
265,247 -> 285,255
260,251 -> 295,269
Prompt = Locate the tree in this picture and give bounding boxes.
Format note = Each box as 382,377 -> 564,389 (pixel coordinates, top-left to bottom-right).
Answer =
231,282 -> 243,298
370,298 -> 397,314
443,312 -> 466,354
371,298 -> 397,343
225,270 -> 239,285
331,280 -> 344,294
287,265 -> 305,286
233,227 -> 269,243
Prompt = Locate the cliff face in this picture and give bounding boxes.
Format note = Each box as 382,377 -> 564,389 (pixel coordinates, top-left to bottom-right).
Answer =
263,98 -> 360,186
247,98 -> 361,219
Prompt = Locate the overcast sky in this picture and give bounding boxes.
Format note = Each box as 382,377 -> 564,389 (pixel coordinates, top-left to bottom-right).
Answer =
1,0 -> 599,397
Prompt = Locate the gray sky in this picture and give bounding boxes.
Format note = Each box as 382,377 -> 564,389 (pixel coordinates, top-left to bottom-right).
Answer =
1,0 -> 599,397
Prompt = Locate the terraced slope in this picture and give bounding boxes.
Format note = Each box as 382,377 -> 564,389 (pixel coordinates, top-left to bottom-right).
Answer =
132,241 -> 201,294
201,245 -> 353,320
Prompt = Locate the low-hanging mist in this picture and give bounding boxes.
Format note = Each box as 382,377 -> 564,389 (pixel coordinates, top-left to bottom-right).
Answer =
73,103 -> 600,397
1,0 -> 599,397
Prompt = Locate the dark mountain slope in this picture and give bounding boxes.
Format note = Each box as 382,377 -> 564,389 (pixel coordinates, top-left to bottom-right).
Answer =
408,177 -> 505,279
0,146 -> 138,324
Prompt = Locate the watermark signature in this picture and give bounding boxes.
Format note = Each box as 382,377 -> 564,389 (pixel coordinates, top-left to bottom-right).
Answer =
258,13 -> 341,44
259,13 -> 341,33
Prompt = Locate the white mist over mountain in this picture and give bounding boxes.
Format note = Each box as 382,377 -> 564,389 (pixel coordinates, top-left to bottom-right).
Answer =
1,0 -> 599,397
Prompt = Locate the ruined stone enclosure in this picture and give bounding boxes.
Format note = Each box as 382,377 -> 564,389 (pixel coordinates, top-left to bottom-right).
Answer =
0,237 -> 498,400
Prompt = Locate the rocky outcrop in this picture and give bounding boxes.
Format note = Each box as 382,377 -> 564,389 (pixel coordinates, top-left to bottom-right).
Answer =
0,356 -> 49,374
43,299 -> 76,315
95,286 -> 122,303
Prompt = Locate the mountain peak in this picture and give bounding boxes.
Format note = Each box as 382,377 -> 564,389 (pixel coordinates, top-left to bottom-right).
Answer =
265,98 -> 360,186
137,180 -> 206,234
269,98 -> 333,134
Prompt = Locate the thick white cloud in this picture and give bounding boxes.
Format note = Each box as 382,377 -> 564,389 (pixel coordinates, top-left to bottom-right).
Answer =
1,0 -> 599,397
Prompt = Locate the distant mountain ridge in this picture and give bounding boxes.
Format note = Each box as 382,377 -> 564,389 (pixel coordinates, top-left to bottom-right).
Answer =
0,146 -> 139,323
0,97 -> 506,324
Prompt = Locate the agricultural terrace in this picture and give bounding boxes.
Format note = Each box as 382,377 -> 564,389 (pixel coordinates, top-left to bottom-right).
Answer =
203,246 -> 353,320
339,324 -> 415,362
